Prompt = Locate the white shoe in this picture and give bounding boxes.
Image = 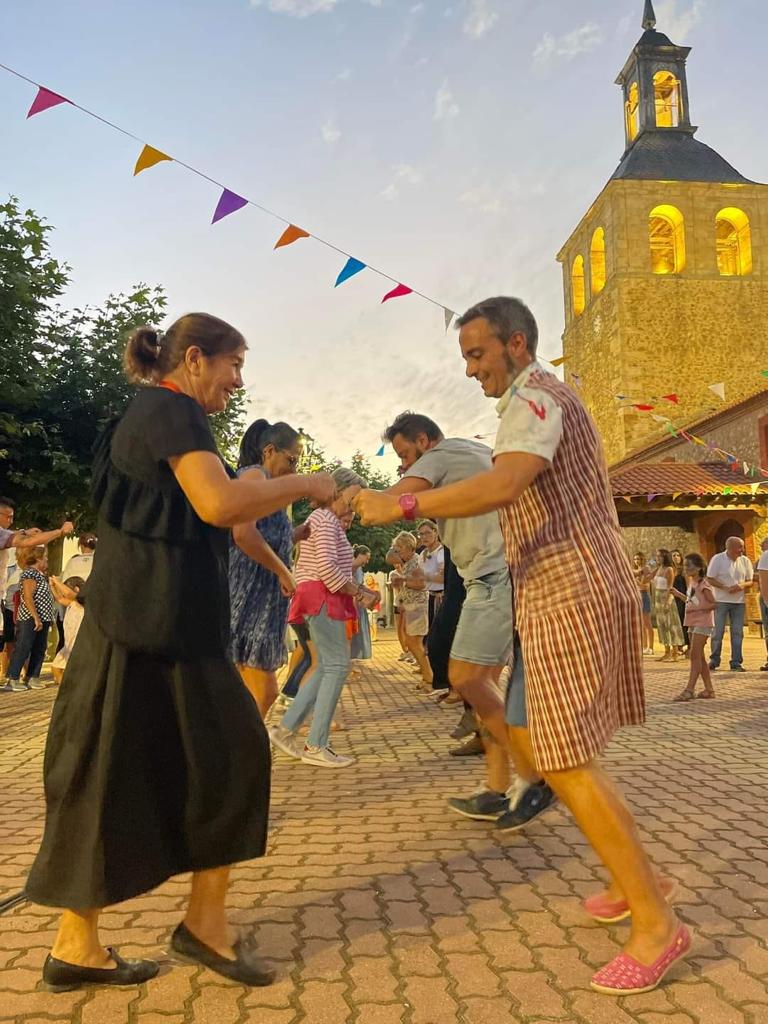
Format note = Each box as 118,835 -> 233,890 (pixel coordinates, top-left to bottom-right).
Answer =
301,744 -> 355,768
397,652 -> 409,662
268,725 -> 302,760
643,648 -> 654,656
28,678 -> 46,690
9,679 -> 28,693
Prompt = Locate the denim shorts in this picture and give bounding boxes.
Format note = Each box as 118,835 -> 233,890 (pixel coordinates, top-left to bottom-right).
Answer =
689,625 -> 714,637
503,638 -> 527,728
450,569 -> 514,667
640,591 -> 651,614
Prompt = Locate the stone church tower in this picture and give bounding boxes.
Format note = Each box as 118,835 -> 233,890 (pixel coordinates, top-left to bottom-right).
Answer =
557,0 -> 768,464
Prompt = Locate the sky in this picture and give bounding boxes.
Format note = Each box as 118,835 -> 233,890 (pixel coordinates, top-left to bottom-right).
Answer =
2,0 -> 767,474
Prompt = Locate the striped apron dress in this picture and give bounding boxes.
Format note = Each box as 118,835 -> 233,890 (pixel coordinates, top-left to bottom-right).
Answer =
499,370 -> 645,772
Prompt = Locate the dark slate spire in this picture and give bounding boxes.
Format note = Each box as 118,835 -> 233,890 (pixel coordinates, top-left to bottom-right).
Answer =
642,0 -> 657,30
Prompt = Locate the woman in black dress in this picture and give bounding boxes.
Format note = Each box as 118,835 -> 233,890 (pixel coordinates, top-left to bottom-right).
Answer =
26,313 -> 334,991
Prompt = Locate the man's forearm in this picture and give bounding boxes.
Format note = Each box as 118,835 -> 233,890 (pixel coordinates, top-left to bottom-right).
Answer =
15,526 -> 65,548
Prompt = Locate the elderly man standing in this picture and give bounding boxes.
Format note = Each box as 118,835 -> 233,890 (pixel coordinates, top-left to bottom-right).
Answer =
706,536 -> 753,673
356,296 -> 689,996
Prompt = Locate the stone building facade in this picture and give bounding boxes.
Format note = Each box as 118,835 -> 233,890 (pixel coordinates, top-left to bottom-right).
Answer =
556,2 -> 768,465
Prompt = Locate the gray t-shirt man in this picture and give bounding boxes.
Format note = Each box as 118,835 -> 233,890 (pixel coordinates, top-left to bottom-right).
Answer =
402,438 -> 507,581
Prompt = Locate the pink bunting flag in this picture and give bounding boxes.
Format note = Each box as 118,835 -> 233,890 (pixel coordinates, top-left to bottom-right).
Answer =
647,493 -> 659,502
382,283 -> 413,304
27,86 -> 70,118
211,189 -> 248,224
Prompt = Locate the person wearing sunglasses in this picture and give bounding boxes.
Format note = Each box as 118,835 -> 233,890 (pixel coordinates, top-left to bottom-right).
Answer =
229,419 -> 307,717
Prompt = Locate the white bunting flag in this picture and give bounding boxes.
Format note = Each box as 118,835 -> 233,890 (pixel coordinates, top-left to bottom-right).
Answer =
708,382 -> 726,401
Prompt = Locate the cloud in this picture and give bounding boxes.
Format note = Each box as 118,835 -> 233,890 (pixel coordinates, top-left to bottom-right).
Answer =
655,0 -> 706,39
336,68 -> 352,81
321,117 -> 341,144
434,80 -> 460,121
459,178 -> 520,215
250,0 -> 340,15
463,0 -> 498,39
533,22 -> 604,65
381,163 -> 424,201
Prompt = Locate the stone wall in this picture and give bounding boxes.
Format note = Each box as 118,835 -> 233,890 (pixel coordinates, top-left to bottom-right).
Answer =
621,524 -> 699,561
558,179 -> 768,464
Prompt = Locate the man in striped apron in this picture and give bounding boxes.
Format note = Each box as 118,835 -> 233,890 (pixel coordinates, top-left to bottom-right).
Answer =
355,296 -> 691,996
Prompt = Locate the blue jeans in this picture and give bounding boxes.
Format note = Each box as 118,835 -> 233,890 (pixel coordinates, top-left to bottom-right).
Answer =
280,605 -> 350,749
710,602 -> 745,668
8,619 -> 51,680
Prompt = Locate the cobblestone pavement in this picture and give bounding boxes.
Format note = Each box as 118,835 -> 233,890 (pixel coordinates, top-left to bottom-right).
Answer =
1,633 -> 768,1023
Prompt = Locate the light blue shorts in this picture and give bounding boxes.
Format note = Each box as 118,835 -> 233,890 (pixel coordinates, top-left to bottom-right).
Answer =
504,638 -> 527,728
449,569 -> 515,667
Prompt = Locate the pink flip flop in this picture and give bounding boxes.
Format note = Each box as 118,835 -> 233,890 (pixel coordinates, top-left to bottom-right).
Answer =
590,924 -> 691,995
583,877 -> 676,924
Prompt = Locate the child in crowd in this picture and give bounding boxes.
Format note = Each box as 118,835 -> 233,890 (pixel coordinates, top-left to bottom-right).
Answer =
3,546 -> 55,691
671,553 -> 716,701
49,576 -> 86,684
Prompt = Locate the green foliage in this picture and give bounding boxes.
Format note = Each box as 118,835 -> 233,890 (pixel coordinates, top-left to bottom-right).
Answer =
291,445 -> 406,572
0,196 -> 245,526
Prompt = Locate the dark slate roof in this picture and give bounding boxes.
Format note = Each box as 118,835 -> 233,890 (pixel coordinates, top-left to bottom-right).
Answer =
637,28 -> 675,47
612,131 -> 755,184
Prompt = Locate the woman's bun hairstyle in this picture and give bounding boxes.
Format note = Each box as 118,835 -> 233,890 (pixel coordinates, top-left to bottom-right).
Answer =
123,327 -> 162,383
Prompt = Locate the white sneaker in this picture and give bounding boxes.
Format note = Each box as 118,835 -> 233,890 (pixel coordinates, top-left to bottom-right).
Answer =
301,744 -> 355,768
9,679 -> 28,693
268,725 -> 302,760
397,652 -> 409,662
28,678 -> 46,690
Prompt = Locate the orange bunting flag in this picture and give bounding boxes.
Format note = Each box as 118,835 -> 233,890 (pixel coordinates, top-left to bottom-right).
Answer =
134,145 -> 172,176
275,224 -> 310,249
549,356 -> 565,367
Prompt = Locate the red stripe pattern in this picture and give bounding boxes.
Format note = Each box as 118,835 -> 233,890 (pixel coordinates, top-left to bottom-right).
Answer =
499,369 -> 645,772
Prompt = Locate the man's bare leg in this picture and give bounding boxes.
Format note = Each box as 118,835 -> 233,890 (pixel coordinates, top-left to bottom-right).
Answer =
510,726 -> 678,964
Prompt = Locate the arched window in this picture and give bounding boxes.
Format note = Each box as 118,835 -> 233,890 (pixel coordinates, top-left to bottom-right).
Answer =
590,227 -> 606,295
572,255 -> 586,316
716,208 -> 752,276
625,82 -> 639,141
649,205 -> 686,274
654,72 -> 682,128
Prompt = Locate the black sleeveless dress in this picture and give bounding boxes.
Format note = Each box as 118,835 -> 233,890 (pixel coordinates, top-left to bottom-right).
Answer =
26,387 -> 271,910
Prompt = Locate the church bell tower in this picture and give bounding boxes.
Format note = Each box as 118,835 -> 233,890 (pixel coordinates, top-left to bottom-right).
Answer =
557,0 -> 768,463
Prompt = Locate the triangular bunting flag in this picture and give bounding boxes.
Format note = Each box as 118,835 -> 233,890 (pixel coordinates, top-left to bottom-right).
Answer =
708,382 -> 726,401
211,189 -> 248,224
375,445 -> 385,457
743,462 -> 750,475
691,435 -> 706,446
751,483 -> 761,496
662,393 -> 679,404
615,394 -> 627,401
444,309 -> 454,332
570,374 -> 582,389
723,487 -> 733,495
651,414 -> 670,423
27,86 -> 70,118
549,356 -> 565,367
335,258 -> 366,287
633,403 -> 654,412
134,145 -> 172,176
275,224 -> 310,249
647,493 -> 659,502
382,284 -> 413,303
664,424 -> 678,436
672,492 -> 682,500
762,370 -> 768,378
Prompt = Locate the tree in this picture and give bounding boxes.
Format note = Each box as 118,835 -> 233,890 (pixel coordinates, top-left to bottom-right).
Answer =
0,196 -> 245,527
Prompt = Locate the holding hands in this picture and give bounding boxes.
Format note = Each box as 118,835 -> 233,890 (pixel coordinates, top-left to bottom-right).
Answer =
353,489 -> 401,526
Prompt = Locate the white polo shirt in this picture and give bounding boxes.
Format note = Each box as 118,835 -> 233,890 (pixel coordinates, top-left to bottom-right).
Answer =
707,551 -> 753,604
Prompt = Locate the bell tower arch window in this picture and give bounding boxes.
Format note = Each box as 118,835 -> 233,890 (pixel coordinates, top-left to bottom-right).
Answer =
716,208 -> 752,276
649,205 -> 686,274
572,255 -> 586,316
590,228 -> 607,295
654,71 -> 682,127
625,82 -> 640,142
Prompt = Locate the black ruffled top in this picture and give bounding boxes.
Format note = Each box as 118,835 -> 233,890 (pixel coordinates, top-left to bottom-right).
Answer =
87,387 -> 232,659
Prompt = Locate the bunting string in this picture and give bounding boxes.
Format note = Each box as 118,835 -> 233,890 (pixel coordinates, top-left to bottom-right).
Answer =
0,62 -> 460,320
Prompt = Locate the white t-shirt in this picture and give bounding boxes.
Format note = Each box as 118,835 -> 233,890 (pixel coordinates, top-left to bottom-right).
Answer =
420,545 -> 445,593
62,552 -> 94,582
757,551 -> 768,572
494,361 -> 564,465
707,551 -> 753,604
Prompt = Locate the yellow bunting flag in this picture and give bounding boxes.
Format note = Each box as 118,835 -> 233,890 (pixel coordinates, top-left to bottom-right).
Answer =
549,356 -> 565,367
275,224 -> 310,249
672,492 -> 682,500
134,145 -> 172,176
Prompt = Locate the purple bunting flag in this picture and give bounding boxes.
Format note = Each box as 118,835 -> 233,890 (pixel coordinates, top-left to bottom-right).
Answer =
27,86 -> 70,118
212,189 -> 248,224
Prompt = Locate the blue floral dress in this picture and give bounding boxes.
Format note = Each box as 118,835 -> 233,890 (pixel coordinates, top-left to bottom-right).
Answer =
229,466 -> 294,671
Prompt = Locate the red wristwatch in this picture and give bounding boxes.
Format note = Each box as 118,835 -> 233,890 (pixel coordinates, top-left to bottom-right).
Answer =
398,493 -> 419,521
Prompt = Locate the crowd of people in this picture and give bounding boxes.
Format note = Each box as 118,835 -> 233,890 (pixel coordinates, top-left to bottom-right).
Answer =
8,295 -> 765,1001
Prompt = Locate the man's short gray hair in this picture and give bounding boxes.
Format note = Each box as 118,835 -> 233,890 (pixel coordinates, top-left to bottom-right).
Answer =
455,296 -> 539,356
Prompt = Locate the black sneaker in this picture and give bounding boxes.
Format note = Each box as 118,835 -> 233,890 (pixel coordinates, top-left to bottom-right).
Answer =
730,665 -> 746,672
448,790 -> 509,821
495,782 -> 557,832
708,663 -> 718,672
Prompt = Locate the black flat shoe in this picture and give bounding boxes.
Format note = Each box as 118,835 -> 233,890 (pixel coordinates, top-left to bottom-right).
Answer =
43,947 -> 159,992
170,922 -> 275,987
